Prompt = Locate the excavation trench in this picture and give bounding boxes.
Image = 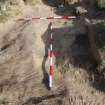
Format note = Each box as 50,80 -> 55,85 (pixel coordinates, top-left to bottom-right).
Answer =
0,18 -> 104,105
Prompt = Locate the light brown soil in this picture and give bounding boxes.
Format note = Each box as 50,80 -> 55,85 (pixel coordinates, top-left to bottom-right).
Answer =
0,0 -> 104,105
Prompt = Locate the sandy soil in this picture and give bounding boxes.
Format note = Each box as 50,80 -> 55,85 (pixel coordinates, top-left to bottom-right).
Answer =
0,0 -> 104,105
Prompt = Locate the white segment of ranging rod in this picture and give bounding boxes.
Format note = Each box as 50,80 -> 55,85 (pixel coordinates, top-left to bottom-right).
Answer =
49,75 -> 52,87
50,44 -> 52,51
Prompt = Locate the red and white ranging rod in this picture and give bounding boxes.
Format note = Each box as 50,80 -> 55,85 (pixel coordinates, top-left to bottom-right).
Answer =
49,22 -> 53,88
17,16 -> 76,21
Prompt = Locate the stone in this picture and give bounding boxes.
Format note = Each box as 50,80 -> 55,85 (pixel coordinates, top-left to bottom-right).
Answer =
75,6 -> 88,15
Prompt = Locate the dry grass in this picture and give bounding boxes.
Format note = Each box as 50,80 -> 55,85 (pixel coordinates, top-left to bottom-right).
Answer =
0,6 -> 22,23
24,0 -> 40,5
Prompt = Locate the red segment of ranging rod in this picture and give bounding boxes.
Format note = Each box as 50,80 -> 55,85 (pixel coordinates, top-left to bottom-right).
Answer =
50,50 -> 53,57
48,49 -> 54,57
50,65 -> 53,75
46,16 -> 54,19
32,16 -> 40,19
61,16 -> 70,19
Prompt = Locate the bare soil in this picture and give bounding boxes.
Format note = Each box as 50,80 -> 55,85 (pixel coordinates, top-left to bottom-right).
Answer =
0,0 -> 105,105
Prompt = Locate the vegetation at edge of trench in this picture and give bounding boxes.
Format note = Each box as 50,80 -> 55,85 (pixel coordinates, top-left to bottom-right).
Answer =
97,0 -> 105,10
96,22 -> 105,71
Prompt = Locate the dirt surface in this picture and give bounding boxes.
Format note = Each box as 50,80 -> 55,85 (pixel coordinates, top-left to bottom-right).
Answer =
0,0 -> 105,105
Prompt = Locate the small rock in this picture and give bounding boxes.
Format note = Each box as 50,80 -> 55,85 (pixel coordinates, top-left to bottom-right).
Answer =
75,6 -> 88,15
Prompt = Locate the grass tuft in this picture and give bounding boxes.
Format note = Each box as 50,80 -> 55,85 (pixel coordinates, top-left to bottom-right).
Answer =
0,6 -> 21,23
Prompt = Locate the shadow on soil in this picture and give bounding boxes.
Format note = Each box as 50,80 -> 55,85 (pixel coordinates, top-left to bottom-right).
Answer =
23,88 -> 66,105
41,21 -> 105,93
42,0 -> 77,16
